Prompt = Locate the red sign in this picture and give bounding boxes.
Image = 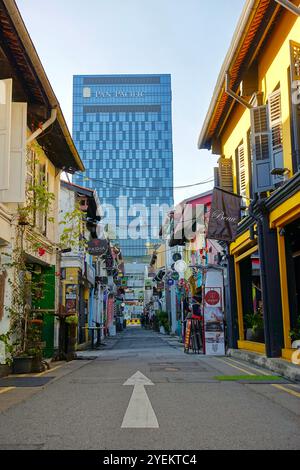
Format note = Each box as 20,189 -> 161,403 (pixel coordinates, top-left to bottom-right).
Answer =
205,290 -> 220,306
107,295 -> 115,328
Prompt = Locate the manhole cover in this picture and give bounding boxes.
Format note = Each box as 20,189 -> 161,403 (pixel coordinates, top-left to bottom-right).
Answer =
0,377 -> 55,388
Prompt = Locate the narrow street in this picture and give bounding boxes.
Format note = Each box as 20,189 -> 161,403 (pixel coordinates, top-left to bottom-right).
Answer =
0,328 -> 299,450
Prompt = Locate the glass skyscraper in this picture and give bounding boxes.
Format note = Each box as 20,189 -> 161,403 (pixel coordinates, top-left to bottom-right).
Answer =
73,74 -> 174,260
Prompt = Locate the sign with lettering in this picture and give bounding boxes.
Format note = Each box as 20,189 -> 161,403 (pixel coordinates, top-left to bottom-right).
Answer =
88,239 -> 108,256
205,290 -> 221,307
207,188 -> 242,242
96,91 -> 145,99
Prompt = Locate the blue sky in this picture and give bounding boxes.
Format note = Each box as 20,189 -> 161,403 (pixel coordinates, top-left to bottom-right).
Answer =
17,0 -> 244,203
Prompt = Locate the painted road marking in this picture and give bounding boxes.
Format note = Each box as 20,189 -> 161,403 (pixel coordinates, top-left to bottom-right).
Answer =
219,358 -> 300,399
217,358 -> 255,376
0,364 -> 64,396
272,384 -> 300,399
226,358 -> 271,376
35,365 -> 63,377
0,387 -> 15,395
121,371 -> 159,429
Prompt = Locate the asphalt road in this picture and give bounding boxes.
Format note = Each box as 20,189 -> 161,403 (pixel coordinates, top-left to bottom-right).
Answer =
0,327 -> 299,450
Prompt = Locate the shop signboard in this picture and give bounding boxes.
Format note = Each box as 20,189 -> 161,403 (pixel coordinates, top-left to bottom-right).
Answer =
204,286 -> 225,356
106,295 -> 115,328
207,187 -> 242,242
87,239 -> 108,256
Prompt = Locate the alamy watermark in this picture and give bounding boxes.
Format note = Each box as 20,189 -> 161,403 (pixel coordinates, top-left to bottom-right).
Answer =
97,196 -> 205,243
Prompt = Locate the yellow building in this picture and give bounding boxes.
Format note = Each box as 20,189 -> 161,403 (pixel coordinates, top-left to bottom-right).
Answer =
198,0 -> 300,361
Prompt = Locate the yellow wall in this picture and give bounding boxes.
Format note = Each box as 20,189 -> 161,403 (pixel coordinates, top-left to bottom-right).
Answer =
220,13 -> 300,197
155,244 -> 166,270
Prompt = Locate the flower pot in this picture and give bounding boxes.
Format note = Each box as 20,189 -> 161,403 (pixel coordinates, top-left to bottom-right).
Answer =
31,356 -> 44,373
292,340 -> 300,350
246,328 -> 265,343
12,356 -> 33,374
29,320 -> 43,327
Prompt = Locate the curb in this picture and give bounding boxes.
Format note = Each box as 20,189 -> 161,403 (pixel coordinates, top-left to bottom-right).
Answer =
228,349 -> 300,383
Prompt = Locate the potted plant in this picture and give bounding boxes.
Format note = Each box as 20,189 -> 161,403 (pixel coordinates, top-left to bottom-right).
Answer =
157,311 -> 170,335
65,315 -> 78,360
245,310 -> 265,343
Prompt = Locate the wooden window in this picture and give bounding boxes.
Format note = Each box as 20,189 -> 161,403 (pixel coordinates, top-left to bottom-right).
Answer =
290,40 -> 300,172
0,79 -> 12,190
237,144 -> 246,197
0,102 -> 27,203
250,105 -> 273,193
268,89 -> 284,184
217,156 -> 233,193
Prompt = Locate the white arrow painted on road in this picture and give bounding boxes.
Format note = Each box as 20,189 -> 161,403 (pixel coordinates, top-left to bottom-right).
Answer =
121,371 -> 159,429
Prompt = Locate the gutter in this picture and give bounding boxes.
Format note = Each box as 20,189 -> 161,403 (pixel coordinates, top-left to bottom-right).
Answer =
3,0 -> 85,172
27,108 -> 57,144
198,0 -> 258,150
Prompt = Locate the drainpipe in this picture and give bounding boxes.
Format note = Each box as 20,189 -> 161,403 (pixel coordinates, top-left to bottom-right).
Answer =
274,0 -> 300,16
27,108 -> 57,145
225,72 -> 253,109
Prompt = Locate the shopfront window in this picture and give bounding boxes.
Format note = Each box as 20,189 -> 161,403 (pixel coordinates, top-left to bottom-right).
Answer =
285,220 -> 300,344
239,251 -> 265,344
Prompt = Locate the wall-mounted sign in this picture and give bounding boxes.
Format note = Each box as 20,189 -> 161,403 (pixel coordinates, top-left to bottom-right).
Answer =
88,239 -> 108,256
207,188 -> 242,242
95,90 -> 145,99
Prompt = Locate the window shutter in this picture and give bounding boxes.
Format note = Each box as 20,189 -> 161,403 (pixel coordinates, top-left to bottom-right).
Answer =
0,102 -> 27,203
214,167 -> 220,188
290,40 -> 300,171
250,105 -> 273,193
268,90 -> 283,185
37,163 -> 47,235
218,156 -> 233,193
237,144 -> 246,196
0,79 -> 12,190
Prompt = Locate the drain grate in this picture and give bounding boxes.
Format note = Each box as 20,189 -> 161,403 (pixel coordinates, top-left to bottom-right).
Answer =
0,377 -> 55,388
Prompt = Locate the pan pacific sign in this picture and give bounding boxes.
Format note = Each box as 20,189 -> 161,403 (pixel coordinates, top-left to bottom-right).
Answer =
83,87 -> 144,99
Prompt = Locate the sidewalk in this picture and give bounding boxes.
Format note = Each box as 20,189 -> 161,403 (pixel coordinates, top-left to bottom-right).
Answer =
228,348 -> 300,382
75,335 -> 122,360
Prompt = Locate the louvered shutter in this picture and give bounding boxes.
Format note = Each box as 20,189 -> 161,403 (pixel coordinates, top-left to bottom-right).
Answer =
250,105 -> 273,193
0,79 -> 12,190
237,144 -> 246,196
268,90 -> 283,185
218,156 -> 233,193
0,102 -> 27,203
290,40 -> 300,171
214,167 -> 220,188
37,163 -> 47,234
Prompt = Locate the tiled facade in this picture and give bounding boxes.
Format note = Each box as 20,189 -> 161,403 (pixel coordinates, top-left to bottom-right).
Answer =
73,74 -> 174,259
